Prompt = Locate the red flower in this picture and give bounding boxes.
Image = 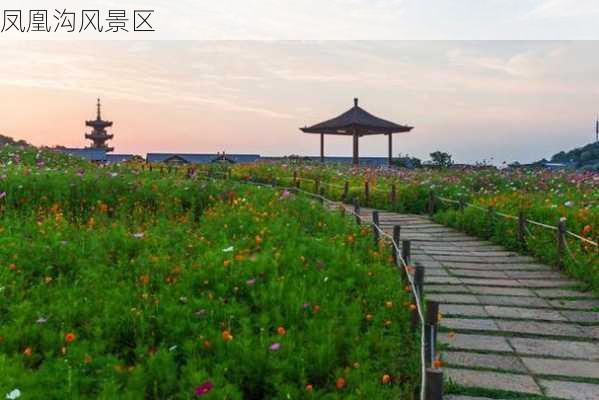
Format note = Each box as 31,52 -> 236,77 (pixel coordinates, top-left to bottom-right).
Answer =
194,381 -> 214,396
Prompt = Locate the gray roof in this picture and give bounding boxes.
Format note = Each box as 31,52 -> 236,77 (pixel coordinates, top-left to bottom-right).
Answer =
146,153 -> 260,164
301,98 -> 413,136
56,148 -> 106,162
106,154 -> 135,163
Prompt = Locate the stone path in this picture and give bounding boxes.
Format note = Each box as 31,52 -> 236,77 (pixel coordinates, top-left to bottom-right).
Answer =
342,206 -> 599,400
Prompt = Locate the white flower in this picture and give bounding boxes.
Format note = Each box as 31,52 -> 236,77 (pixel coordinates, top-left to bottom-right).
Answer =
132,232 -> 145,239
564,200 -> 574,207
222,246 -> 234,252
6,389 -> 21,400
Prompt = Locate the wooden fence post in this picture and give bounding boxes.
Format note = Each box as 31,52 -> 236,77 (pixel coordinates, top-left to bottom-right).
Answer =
319,187 -> 325,204
411,262 -> 424,332
459,197 -> 465,213
228,169 -> 232,180
392,225 -> 401,265
428,190 -> 435,215
364,181 -> 370,206
353,198 -> 361,225
390,184 -> 397,207
425,369 -> 443,400
425,301 -> 439,367
343,181 -> 349,201
415,262 -> 424,304
315,179 -> 320,194
401,239 -> 411,265
372,210 -> 380,246
517,210 -> 526,250
293,171 -> 297,187
557,218 -> 566,269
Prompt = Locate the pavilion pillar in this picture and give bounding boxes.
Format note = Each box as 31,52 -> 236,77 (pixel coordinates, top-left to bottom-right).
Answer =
352,133 -> 359,166
388,133 -> 392,166
320,133 -> 324,163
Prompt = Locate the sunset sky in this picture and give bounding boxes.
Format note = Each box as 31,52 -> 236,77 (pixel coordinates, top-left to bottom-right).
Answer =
0,40 -> 597,164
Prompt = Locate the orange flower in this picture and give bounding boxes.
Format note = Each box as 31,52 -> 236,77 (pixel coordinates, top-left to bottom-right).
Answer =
582,225 -> 592,235
409,304 -> 416,311
336,377 -> 346,390
222,330 -> 233,342
346,234 -> 355,244
433,358 -> 442,369
223,260 -> 231,267
277,326 -> 286,336
65,332 -> 76,343
23,347 -> 32,357
255,235 -> 263,245
84,354 -> 93,364
385,301 -> 394,309
382,374 -> 391,384
203,340 -> 212,349
365,314 -> 373,321
312,304 -> 321,314
306,384 -> 313,392
139,275 -> 150,285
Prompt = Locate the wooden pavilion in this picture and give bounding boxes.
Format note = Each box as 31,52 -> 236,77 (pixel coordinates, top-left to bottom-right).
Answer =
300,98 -> 413,166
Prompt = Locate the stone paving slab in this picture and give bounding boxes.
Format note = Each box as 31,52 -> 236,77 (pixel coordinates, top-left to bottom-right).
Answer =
508,338 -> 599,360
440,304 -> 488,317
448,269 -> 509,278
534,288 -> 596,299
495,320 -> 584,337
484,306 -> 567,322
459,278 -> 523,287
442,318 -> 499,332
476,295 -> 551,308
444,368 -> 542,395
504,270 -> 564,279
549,299 -> 599,310
539,379 -> 599,400
444,397 -> 502,400
467,286 -> 535,296
444,351 -> 527,372
426,276 -> 463,284
427,285 -> 471,294
439,332 -> 513,352
428,294 -> 480,304
522,357 -> 599,379
518,279 -> 580,288
561,311 -> 599,323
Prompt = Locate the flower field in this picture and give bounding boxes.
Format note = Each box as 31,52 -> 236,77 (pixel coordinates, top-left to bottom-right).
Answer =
227,162 -> 599,292
0,147 -> 418,399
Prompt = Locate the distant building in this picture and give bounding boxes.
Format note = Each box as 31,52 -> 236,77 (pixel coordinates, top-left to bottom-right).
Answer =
55,148 -> 136,164
146,153 -> 261,164
85,98 -> 114,152
56,148 -> 107,163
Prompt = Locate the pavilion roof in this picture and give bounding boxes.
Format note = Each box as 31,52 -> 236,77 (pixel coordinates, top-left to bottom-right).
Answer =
301,98 -> 413,136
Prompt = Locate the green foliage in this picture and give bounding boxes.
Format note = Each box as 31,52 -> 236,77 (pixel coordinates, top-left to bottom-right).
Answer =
0,153 -> 417,398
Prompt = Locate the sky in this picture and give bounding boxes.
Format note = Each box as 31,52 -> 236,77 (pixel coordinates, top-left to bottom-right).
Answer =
0,40 -> 597,164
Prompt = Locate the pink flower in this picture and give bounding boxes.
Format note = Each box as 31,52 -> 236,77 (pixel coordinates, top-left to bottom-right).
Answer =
269,342 -> 281,351
280,190 -> 291,199
0,192 -> 5,199
246,278 -> 256,286
194,381 -> 214,396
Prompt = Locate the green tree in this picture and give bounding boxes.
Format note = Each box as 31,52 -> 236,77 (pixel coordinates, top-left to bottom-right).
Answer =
429,151 -> 453,168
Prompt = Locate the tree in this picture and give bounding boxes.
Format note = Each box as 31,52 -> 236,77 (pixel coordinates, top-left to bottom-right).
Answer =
394,154 -> 421,169
429,151 -> 453,168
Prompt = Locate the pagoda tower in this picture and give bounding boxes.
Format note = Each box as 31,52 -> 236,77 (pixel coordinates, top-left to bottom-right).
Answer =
85,98 -> 114,152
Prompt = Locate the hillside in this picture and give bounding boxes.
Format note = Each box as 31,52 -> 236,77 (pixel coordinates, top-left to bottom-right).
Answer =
550,141 -> 599,171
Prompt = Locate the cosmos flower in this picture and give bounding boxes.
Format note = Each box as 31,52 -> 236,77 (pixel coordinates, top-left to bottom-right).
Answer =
5,389 -> 21,400
269,342 -> 281,351
194,381 -> 214,397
